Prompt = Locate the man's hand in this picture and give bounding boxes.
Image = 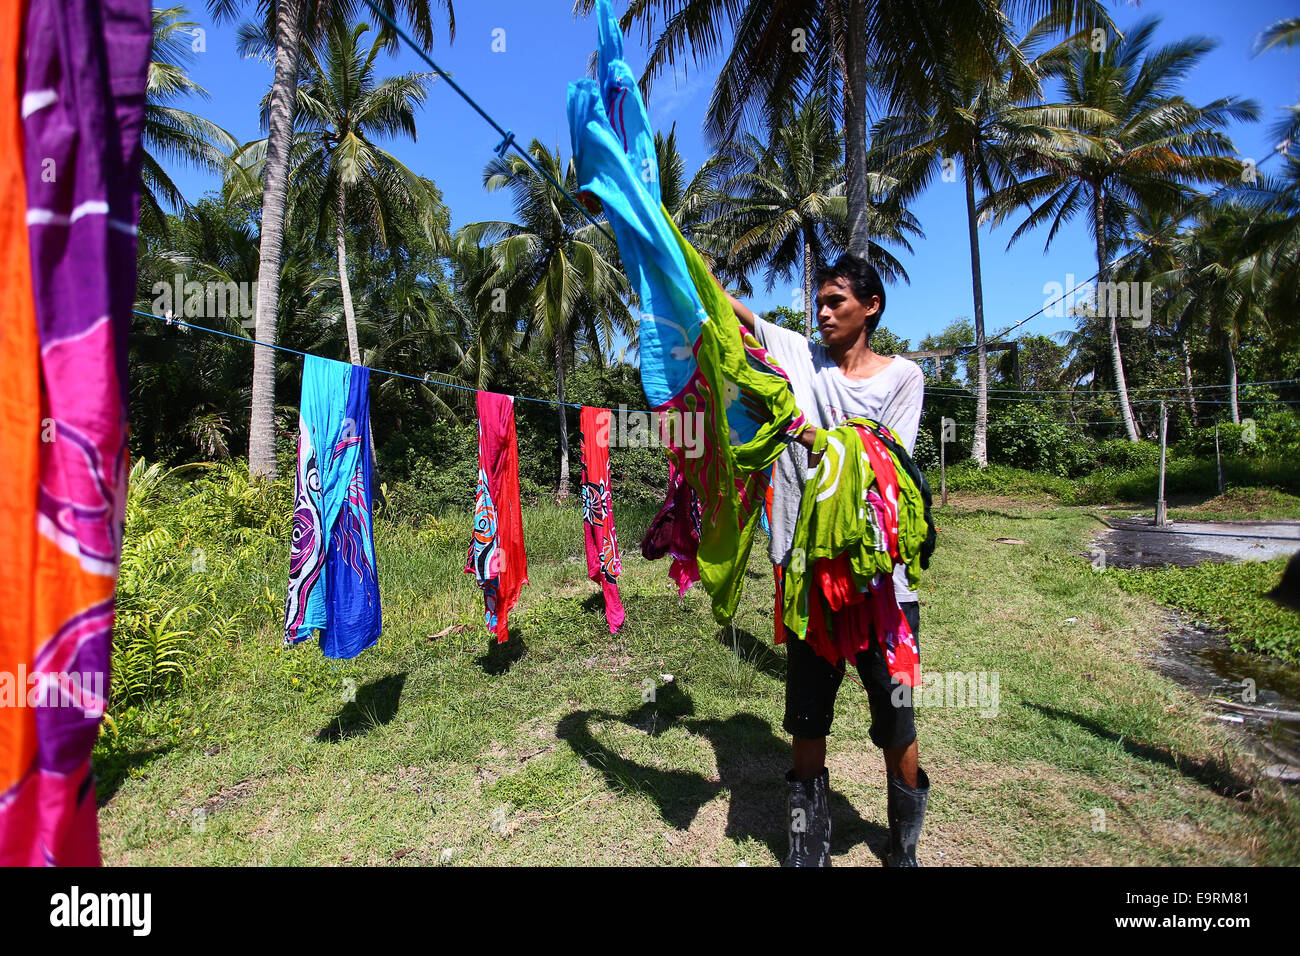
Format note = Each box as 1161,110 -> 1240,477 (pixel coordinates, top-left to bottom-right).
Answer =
797,425 -> 823,467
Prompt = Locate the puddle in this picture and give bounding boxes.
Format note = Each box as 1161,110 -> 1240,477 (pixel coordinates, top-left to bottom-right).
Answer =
1149,616 -> 1300,775
1093,517 -> 1300,569
1088,516 -> 1300,777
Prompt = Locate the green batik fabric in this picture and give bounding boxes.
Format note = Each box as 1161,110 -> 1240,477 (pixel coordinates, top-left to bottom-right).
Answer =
664,215 -> 813,622
782,419 -> 930,640
782,424 -> 891,641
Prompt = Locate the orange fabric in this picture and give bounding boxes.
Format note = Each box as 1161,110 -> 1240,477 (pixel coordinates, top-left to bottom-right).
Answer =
0,0 -> 39,799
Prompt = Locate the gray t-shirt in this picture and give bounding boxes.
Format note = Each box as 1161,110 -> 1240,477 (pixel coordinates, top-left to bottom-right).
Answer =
754,315 -> 925,603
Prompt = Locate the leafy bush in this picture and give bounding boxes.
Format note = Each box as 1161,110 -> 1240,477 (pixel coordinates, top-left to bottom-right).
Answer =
930,461 -> 1078,501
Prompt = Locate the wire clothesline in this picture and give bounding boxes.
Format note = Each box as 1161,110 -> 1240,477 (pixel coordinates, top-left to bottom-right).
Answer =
136,309 -> 1296,429
924,377 -> 1300,396
132,309 -> 632,413
357,0 -> 618,248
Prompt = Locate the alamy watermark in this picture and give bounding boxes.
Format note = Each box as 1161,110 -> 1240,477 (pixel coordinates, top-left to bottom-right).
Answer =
891,670 -> 1000,717
603,405 -> 705,458
1042,273 -> 1152,328
152,274 -> 257,326
0,666 -> 106,716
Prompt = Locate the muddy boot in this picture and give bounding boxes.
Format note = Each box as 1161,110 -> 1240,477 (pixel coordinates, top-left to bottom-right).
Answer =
885,767 -> 929,867
783,768 -> 832,867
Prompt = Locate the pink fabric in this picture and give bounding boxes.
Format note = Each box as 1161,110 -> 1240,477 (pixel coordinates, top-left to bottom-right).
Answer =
579,407 -> 624,633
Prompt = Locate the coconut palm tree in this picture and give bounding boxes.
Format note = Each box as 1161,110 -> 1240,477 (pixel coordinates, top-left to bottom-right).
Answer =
575,0 -> 1111,262
143,5 -> 238,238
232,18 -> 442,365
1158,205 -> 1277,424
986,17 -> 1258,441
872,13 -> 1101,464
722,92 -> 916,337
459,141 -> 633,500
209,0 -> 455,478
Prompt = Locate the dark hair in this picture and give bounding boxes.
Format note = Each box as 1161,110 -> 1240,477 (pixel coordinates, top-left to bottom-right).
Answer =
814,254 -> 886,336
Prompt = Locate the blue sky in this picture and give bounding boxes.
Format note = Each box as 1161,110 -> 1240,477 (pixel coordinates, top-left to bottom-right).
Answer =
167,0 -> 1299,352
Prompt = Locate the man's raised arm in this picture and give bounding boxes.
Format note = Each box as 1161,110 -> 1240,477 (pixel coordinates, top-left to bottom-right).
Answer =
726,291 -> 758,333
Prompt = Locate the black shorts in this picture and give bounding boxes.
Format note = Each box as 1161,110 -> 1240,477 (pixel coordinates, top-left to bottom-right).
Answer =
782,601 -> 920,749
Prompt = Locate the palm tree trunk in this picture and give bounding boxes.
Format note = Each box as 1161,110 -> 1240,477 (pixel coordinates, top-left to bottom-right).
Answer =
964,161 -> 989,467
1093,183 -> 1139,441
803,233 -> 814,338
335,188 -> 361,365
555,334 -> 570,501
843,0 -> 870,260
1225,334 -> 1240,424
247,0 -> 304,479
1180,336 -> 1198,424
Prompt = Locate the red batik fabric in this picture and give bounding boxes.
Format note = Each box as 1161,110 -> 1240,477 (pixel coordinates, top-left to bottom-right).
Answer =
464,392 -> 528,642
579,407 -> 625,633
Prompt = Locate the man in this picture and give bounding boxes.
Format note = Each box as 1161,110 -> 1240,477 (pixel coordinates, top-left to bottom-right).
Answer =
728,254 -> 929,867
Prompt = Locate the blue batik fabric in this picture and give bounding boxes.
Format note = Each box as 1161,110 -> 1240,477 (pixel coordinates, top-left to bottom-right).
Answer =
283,354 -> 381,659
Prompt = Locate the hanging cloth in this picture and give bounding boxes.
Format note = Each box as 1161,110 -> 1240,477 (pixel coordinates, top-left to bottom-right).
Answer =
465,392 -> 528,641
0,0 -> 150,866
579,407 -> 625,633
284,356 -> 381,659
567,0 -> 808,624
641,458 -> 701,598
782,421 -> 925,687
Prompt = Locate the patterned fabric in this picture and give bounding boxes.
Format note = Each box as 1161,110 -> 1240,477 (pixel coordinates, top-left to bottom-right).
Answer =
782,420 -> 924,686
567,0 -> 807,624
466,468 -> 500,632
641,459 -> 701,599
464,392 -> 527,642
579,407 -> 624,633
284,356 -> 381,659
0,0 -> 150,866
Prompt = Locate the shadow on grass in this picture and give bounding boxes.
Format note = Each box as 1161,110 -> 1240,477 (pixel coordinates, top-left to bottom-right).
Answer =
557,683 -> 886,863
95,743 -> 174,806
475,629 -> 528,676
715,626 -> 786,681
1026,702 -> 1254,801
318,672 -> 407,742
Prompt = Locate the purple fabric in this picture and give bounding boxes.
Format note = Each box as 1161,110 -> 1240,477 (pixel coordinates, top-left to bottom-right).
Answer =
21,0 -> 150,776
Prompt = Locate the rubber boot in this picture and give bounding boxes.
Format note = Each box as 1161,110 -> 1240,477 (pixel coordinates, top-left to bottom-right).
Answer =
885,767 -> 929,867
783,768 -> 832,867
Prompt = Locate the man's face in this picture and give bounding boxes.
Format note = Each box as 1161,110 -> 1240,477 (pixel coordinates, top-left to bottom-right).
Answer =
815,277 -> 880,349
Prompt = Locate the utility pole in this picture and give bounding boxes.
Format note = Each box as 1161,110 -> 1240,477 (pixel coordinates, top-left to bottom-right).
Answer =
1214,424 -> 1225,494
1155,400 -> 1168,527
939,421 -> 948,506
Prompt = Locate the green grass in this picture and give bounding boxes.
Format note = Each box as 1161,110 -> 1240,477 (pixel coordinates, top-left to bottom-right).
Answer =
1112,558 -> 1300,663
94,482 -> 1300,866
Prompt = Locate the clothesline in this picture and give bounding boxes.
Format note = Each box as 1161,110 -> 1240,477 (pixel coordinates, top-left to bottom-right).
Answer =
358,0 -> 619,248
925,377 -> 1300,396
131,308 -> 649,414
136,309 -> 1294,433
922,390 -> 1300,405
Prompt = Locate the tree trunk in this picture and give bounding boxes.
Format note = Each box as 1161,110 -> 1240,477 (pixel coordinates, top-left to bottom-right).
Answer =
555,334 -> 570,501
802,232 -> 815,338
1093,183 -> 1139,441
1180,336 -> 1198,424
1226,334 -> 1240,425
843,0 -> 870,260
335,187 -> 361,365
964,160 -> 989,467
247,0 -> 304,479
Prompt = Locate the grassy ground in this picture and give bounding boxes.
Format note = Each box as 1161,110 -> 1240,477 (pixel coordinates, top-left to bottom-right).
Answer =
96,493 -> 1300,866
